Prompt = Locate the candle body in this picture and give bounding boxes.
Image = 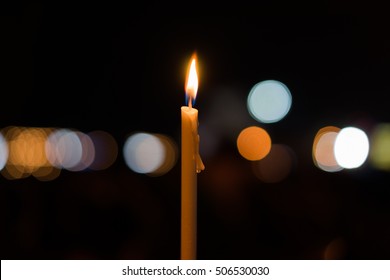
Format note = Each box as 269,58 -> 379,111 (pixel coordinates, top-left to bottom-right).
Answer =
181,106 -> 198,260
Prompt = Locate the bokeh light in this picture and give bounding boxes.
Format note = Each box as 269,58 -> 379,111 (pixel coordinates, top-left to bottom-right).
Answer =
88,130 -> 118,171
312,126 -> 343,172
0,127 -> 121,179
247,80 -> 292,123
67,131 -> 95,171
46,129 -> 83,170
252,144 -> 295,183
8,127 -> 48,172
334,127 -> 369,169
0,132 -> 8,170
150,134 -> 178,176
369,123 -> 390,171
1,126 -> 59,180
237,126 -> 271,161
123,132 -> 178,176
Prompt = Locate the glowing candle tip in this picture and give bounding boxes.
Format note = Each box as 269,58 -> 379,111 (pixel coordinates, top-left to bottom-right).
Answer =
185,54 -> 199,106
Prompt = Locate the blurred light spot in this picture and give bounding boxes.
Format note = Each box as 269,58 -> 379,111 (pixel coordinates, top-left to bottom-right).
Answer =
8,127 -> 48,172
150,134 -> 178,176
324,237 -> 347,260
247,80 -> 292,123
237,126 -> 271,161
67,131 -> 95,171
123,132 -> 177,176
312,126 -> 343,172
123,132 -> 162,174
1,126 -> 59,180
45,129 -> 68,168
369,123 -> 390,171
88,130 -> 118,170
252,144 -> 295,183
0,133 -> 8,170
334,127 -> 369,169
46,129 -> 83,170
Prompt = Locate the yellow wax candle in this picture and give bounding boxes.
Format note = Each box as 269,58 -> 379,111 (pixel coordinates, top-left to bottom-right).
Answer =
181,54 -> 205,260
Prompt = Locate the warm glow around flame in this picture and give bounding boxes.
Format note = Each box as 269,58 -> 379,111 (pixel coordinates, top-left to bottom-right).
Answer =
185,54 -> 199,102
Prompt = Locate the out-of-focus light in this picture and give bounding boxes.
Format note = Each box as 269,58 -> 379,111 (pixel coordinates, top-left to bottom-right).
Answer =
123,132 -> 162,174
46,129 -> 83,170
312,126 -> 343,172
237,126 -> 271,161
369,123 -> 390,171
151,134 -> 178,176
123,132 -> 178,176
1,126 -> 59,180
8,127 -> 48,173
46,129 -> 67,168
252,144 -> 295,183
46,129 -> 96,172
88,130 -> 118,170
67,131 -> 95,171
334,127 -> 369,169
247,80 -> 292,123
0,133 -> 8,170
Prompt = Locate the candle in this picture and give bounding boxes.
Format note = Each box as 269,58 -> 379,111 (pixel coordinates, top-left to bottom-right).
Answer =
181,53 -> 205,260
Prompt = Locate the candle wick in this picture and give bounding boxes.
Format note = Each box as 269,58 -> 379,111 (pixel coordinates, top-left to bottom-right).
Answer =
188,97 -> 192,109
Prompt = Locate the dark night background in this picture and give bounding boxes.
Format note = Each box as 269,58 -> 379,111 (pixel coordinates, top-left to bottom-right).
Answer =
1,1 -> 390,260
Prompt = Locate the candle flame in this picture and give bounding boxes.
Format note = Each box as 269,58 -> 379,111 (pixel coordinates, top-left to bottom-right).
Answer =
185,54 -> 198,104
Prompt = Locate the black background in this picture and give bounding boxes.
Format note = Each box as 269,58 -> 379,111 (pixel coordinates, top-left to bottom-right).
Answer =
1,1 -> 390,260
